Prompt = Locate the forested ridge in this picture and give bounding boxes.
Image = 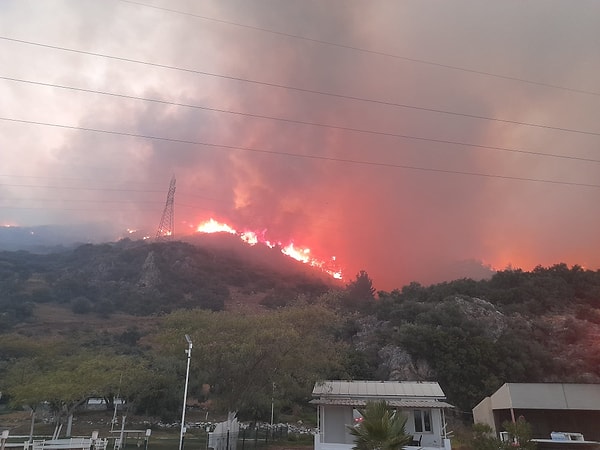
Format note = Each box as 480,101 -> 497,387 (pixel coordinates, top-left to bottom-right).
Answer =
1,238 -> 600,426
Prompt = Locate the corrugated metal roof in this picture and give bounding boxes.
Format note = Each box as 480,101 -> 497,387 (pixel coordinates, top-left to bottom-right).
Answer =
490,383 -> 600,410
312,381 -> 446,399
310,398 -> 454,409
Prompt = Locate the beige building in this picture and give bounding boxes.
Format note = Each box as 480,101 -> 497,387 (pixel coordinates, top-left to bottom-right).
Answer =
311,380 -> 453,450
472,383 -> 600,441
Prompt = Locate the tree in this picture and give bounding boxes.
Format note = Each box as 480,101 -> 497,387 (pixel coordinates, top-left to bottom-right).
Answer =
348,400 -> 411,450
345,270 -> 376,309
501,417 -> 536,450
0,335 -> 71,441
155,305 -> 349,420
4,352 -> 148,437
470,423 -> 501,450
71,296 -> 92,314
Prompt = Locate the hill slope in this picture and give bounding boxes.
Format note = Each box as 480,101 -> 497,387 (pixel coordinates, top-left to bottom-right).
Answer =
0,236 -> 340,329
1,239 -> 600,425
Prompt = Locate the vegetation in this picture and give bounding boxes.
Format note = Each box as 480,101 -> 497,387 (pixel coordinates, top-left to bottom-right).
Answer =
347,401 -> 411,450
1,239 -> 600,438
501,418 -> 536,450
469,419 -> 536,450
152,305 -> 349,419
470,423 -> 502,450
0,239 -> 334,321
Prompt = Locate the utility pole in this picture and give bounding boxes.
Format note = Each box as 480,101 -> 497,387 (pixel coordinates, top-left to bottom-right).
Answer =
270,382 -> 275,428
179,334 -> 193,450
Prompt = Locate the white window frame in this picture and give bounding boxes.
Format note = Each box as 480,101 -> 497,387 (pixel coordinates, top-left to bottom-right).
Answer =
413,409 -> 432,433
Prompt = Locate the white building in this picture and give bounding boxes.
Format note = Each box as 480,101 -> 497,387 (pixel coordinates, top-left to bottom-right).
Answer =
311,381 -> 453,450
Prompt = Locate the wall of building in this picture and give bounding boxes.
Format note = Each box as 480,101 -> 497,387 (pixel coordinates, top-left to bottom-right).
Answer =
321,406 -> 354,445
319,405 -> 446,447
472,397 -> 496,433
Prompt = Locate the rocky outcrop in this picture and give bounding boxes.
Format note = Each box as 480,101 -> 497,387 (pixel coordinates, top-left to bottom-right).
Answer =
451,296 -> 506,340
379,345 -> 433,380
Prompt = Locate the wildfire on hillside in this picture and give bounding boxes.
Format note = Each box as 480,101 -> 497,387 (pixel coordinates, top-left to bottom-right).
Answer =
195,218 -> 343,280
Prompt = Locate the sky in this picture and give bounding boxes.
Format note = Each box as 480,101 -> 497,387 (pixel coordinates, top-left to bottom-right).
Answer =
1,0 -> 600,291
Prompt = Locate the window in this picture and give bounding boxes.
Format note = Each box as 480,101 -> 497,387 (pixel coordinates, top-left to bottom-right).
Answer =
413,409 -> 432,432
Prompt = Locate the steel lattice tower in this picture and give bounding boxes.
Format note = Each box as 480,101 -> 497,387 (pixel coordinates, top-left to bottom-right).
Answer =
156,175 -> 176,241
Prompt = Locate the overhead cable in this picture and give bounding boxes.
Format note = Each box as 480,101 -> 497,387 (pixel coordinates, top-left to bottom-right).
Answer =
2,116 -> 599,189
2,36 -> 600,138
2,75 -> 599,164
119,0 -> 600,98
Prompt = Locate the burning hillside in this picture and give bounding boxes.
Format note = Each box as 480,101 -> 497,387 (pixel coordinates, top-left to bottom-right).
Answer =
194,218 -> 343,280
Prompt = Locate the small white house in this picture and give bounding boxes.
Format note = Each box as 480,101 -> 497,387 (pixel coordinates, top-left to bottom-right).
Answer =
311,381 -> 453,450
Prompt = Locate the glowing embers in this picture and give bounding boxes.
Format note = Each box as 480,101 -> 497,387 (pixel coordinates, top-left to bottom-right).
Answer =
195,218 -> 343,280
240,231 -> 258,245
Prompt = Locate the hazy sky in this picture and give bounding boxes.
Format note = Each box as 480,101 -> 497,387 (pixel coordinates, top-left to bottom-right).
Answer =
2,0 -> 600,291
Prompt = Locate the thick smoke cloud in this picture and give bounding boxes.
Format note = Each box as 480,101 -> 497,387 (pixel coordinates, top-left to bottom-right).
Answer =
1,1 -> 599,290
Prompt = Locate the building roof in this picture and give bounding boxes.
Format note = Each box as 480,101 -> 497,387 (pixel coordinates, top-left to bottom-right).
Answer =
312,381 -> 446,400
478,383 -> 600,411
310,398 -> 454,409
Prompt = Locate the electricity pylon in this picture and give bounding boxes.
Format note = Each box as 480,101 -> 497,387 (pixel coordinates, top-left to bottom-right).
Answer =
156,175 -> 176,241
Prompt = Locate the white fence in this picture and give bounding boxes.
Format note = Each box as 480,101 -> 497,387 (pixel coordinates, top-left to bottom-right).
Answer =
0,431 -> 107,450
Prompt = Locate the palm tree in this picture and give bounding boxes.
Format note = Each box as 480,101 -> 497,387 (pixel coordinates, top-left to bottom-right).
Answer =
348,400 -> 412,450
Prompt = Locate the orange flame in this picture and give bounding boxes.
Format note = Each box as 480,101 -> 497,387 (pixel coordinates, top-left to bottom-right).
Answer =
196,218 -> 236,234
282,243 -> 311,264
195,218 -> 343,280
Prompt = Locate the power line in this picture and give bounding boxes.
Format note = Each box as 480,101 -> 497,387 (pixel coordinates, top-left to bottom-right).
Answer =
2,116 -> 599,189
1,203 -> 346,236
0,178 -> 244,206
3,75 -> 599,164
2,190 -> 341,227
119,0 -> 600,98
3,192 -> 221,205
0,173 -> 165,187
0,182 -> 165,193
1,197 -> 162,204
0,205 -> 159,212
2,35 -> 600,138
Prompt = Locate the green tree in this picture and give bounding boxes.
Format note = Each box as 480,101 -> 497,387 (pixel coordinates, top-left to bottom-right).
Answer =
345,270 -> 376,310
501,417 -> 536,450
129,354 -> 181,421
0,335 -> 73,441
471,423 -> 501,450
348,400 -> 411,450
155,304 -> 349,420
3,352 -> 148,437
